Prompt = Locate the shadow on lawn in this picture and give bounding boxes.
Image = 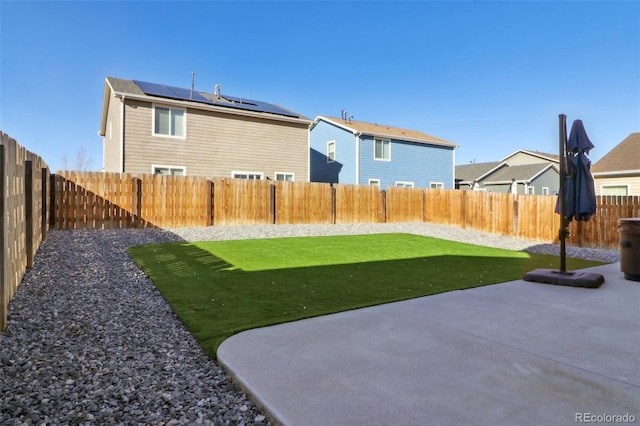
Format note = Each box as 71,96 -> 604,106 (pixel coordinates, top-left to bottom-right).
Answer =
129,241 -> 601,359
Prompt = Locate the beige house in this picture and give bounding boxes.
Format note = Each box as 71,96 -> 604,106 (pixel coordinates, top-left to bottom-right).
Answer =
98,77 -> 312,180
592,133 -> 640,195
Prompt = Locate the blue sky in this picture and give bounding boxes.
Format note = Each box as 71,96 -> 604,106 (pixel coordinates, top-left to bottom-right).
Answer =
1,1 -> 638,172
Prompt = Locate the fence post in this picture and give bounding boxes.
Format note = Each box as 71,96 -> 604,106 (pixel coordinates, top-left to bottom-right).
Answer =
513,195 -> 519,236
0,145 -> 6,330
330,184 -> 336,224
131,178 -> 142,227
461,190 -> 467,229
25,161 -> 34,268
41,168 -> 48,239
270,183 -> 276,224
49,174 -> 56,228
206,180 -> 213,226
380,190 -> 387,223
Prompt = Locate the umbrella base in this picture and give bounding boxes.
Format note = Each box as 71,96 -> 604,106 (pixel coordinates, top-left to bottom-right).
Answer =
523,269 -> 604,288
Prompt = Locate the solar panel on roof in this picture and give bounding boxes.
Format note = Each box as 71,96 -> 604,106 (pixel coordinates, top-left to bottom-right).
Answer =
133,80 -> 212,104
221,95 -> 298,118
133,79 -> 300,118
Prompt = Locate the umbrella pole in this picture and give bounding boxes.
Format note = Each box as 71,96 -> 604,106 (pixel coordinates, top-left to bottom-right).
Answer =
558,114 -> 568,273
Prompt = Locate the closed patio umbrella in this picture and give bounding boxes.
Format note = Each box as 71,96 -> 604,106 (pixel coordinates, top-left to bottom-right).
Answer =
524,115 -> 604,288
563,119 -> 597,222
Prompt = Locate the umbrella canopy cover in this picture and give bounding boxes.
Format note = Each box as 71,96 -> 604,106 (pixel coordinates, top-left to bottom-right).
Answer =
556,119 -> 597,222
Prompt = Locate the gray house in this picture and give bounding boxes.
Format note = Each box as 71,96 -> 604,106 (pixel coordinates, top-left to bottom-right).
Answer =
455,149 -> 559,194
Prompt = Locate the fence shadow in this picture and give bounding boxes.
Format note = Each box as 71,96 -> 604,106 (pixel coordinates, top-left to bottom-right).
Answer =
53,175 -> 156,229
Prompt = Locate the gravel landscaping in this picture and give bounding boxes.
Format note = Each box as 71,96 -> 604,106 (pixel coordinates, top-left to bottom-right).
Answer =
0,223 -> 619,425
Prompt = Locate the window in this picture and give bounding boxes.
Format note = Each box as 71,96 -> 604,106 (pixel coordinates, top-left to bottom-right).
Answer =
368,179 -> 380,187
275,172 -> 294,181
233,172 -> 263,180
430,182 -> 444,189
154,106 -> 185,137
601,185 -> 629,196
374,139 -> 391,161
153,165 -> 185,176
542,187 -> 549,195
527,186 -> 535,195
327,141 -> 335,162
395,181 -> 414,188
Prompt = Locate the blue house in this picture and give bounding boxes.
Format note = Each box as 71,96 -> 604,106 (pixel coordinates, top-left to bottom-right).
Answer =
310,115 -> 458,189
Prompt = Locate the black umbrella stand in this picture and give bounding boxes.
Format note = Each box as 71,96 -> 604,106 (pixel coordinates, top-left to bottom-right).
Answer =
523,114 -> 604,288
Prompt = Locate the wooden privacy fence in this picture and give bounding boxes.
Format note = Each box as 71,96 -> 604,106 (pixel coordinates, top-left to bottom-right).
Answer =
1,132 -> 50,331
55,172 -> 640,250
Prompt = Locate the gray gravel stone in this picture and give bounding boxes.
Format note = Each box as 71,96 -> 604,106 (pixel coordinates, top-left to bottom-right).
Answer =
1,223 -> 618,424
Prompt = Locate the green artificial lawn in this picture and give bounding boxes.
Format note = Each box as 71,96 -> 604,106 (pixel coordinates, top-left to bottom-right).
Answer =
128,233 -> 604,359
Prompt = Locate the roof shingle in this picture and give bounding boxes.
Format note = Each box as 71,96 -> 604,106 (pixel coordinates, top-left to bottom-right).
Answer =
591,133 -> 640,173
318,116 -> 457,147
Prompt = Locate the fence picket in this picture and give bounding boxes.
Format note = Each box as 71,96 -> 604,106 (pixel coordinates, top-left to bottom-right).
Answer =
49,172 -> 639,249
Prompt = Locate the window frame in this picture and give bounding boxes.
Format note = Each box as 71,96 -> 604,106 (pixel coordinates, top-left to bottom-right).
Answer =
152,104 -> 186,139
527,186 -> 535,195
394,181 -> 414,188
327,141 -> 336,163
601,184 -> 629,196
374,138 -> 391,161
542,187 -> 550,195
368,178 -> 380,187
232,171 -> 264,180
275,172 -> 295,182
152,165 -> 186,176
429,182 -> 444,189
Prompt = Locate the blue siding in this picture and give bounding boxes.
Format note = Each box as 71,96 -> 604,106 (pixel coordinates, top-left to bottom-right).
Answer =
358,136 -> 455,189
309,120 -> 355,184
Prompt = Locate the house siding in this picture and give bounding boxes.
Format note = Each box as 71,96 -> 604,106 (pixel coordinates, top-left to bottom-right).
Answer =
121,99 -> 309,180
102,93 -> 123,172
358,136 -> 454,189
594,175 -> 640,196
529,168 -> 559,195
483,184 -> 510,193
309,120 -> 355,183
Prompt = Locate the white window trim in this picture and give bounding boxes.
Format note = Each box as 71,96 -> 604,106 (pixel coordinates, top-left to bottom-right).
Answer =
275,172 -> 295,181
232,171 -> 264,180
368,178 -> 380,187
527,186 -> 535,195
327,140 -> 336,163
600,184 -> 630,196
152,104 -> 186,139
542,187 -> 549,195
430,182 -> 444,189
395,181 -> 414,188
374,138 -> 391,161
152,164 -> 186,176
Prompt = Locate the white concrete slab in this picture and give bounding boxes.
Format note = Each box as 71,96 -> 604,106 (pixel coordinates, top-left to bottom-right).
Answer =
218,263 -> 640,426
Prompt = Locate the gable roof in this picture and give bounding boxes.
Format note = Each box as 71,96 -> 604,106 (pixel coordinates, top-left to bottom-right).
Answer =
500,149 -> 559,163
100,76 -> 310,136
483,163 -> 558,184
455,161 -> 504,183
591,132 -> 640,175
314,115 -> 458,148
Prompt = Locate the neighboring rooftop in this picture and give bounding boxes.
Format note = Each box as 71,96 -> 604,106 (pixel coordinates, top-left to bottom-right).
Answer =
501,149 -> 559,163
455,161 -> 504,183
483,163 -> 557,184
105,76 -> 308,120
592,132 -> 640,174
315,115 -> 458,148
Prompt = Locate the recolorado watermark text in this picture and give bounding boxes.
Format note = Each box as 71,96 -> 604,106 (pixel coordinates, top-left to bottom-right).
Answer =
576,413 -> 636,423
